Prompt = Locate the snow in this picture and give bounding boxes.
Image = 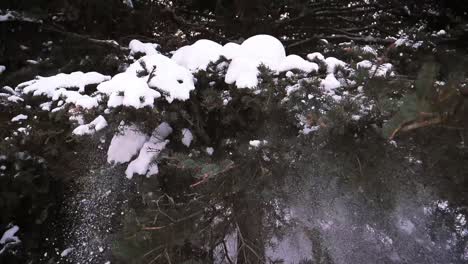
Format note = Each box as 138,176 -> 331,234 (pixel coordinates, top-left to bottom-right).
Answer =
249,140 -> 267,148
18,72 -> 110,110
181,128 -> 193,147
60,247 -> 74,257
225,56 -> 264,88
278,55 -> 319,73
0,12 -> 14,21
206,147 -> 214,156
0,10 -> 38,22
436,30 -> 446,36
307,52 -> 325,61
0,225 -> 20,244
129,39 -> 159,56
324,57 -> 347,73
172,39 -> 223,71
123,0 -> 134,8
371,63 -> 393,77
0,65 -> 5,74
240,35 -> 286,69
11,114 -> 28,122
321,73 -> 341,91
72,115 -> 108,136
124,54 -> 195,102
97,73 -> 160,109
19,71 -> 110,95
361,45 -> 378,56
107,125 -> 148,164
225,35 -> 287,88
357,60 -> 373,69
221,42 -> 242,60
125,122 -> 172,179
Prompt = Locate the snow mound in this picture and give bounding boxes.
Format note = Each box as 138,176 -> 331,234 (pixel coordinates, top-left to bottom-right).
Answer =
18,72 -> 110,109
97,73 -> 160,108
11,114 -> 28,122
19,71 -> 110,95
324,57 -> 347,73
357,60 -> 373,69
72,115 -> 108,136
0,225 -> 20,244
371,63 -> 394,77
321,73 -> 341,91
279,55 -> 319,73
125,122 -> 172,179
181,128 -> 193,147
170,35 -> 315,89
221,42 -> 242,60
107,125 -> 149,164
361,45 -> 378,56
129,39 -> 159,56
172,39 -> 223,71
225,35 -> 293,88
0,65 -> 5,74
126,54 -> 195,102
307,52 -> 325,61
240,35 -> 286,69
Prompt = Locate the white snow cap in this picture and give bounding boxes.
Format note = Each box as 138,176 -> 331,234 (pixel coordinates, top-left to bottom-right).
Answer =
72,115 -> 108,136
129,39 -> 159,56
107,125 -> 149,164
125,122 -> 173,179
221,42 -> 242,60
279,55 -> 319,73
357,60 -> 373,69
11,114 -> 28,122
307,52 -> 325,61
19,71 -> 110,95
97,72 -> 160,109
0,225 -> 20,244
225,35 -> 286,88
324,57 -> 347,73
126,54 -> 195,102
18,72 -> 110,109
321,73 -> 341,91
172,39 -> 223,71
181,128 -> 193,147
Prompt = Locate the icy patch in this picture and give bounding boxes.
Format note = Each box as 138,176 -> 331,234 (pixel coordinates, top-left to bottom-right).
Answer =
129,39 -> 159,56
72,116 -> 108,136
181,128 -> 193,147
172,39 -> 223,71
11,114 -> 28,122
107,125 -> 149,164
125,122 -> 172,179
